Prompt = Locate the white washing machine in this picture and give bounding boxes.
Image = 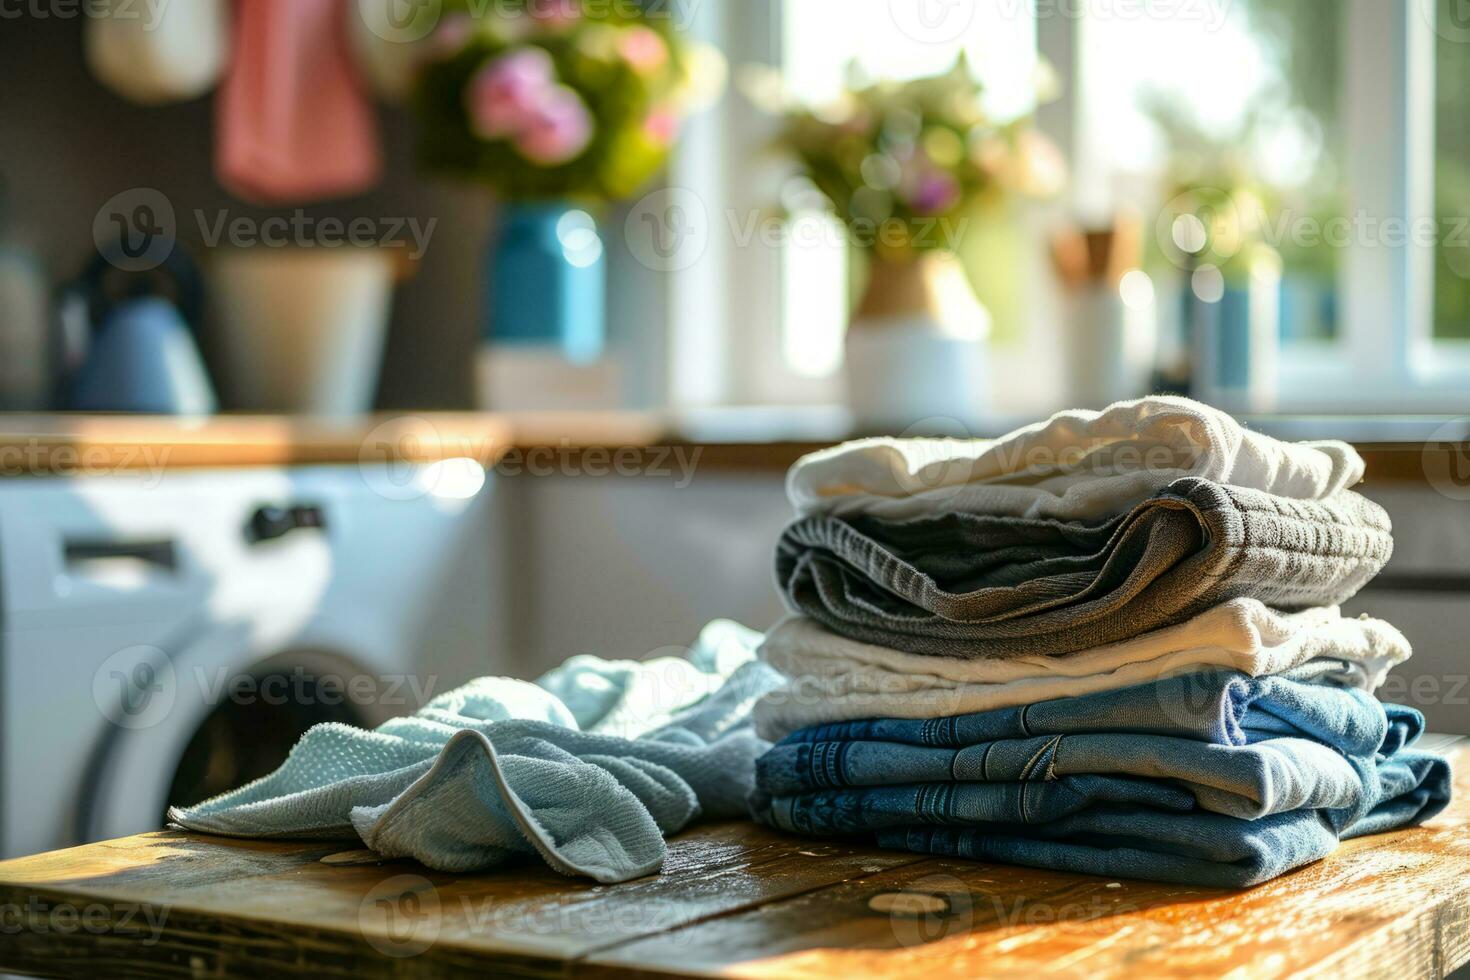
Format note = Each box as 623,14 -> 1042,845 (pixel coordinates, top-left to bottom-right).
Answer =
0,462 -> 500,859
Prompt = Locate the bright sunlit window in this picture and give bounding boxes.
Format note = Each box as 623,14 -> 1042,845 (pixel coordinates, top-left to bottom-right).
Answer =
1077,0 -> 1344,349
778,0 -> 1038,380
708,0 -> 1470,413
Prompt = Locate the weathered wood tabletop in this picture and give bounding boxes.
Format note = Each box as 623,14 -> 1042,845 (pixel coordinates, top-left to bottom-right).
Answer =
1,738 -> 1466,979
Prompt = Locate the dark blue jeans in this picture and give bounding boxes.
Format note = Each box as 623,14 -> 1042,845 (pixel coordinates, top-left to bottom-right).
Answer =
870,749 -> 1448,888
752,670 -> 1452,887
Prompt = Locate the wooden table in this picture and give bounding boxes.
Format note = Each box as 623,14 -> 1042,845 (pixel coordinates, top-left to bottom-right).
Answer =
0,739 -> 1465,979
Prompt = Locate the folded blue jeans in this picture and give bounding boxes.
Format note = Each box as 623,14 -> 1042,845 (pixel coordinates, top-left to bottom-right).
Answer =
776,666 -> 1394,756
752,670 -> 1453,886
758,734 -> 1374,821
871,747 -> 1449,888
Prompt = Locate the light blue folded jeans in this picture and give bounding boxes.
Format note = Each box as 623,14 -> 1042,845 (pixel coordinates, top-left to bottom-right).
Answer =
775,664 -> 1395,755
759,734 -> 1377,821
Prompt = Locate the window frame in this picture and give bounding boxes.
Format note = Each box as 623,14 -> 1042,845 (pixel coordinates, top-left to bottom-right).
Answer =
659,0 -> 1470,414
1272,0 -> 1458,413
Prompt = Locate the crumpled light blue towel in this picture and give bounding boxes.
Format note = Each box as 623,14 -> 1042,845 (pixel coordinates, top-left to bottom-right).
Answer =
168,621 -> 784,883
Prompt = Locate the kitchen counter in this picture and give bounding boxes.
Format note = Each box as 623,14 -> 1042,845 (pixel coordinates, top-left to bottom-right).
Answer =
0,736 -> 1466,978
0,410 -> 1464,483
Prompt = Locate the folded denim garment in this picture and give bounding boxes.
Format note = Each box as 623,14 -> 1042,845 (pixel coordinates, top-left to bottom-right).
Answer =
778,478 -> 1392,659
871,750 -> 1448,888
753,603 -> 1409,740
772,667 -> 1396,757
170,621 -> 785,883
788,396 -> 1364,522
752,673 -> 1452,887
759,732 -> 1388,820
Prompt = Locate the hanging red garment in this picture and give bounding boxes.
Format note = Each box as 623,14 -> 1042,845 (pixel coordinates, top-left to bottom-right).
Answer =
216,0 -> 382,204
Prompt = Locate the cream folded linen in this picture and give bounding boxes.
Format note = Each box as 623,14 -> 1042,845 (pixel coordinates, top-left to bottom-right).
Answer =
788,396 -> 1364,521
752,601 -> 1410,741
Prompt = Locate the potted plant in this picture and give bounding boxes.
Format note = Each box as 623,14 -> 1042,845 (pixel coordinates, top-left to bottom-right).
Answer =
755,57 -> 1064,426
411,0 -> 723,384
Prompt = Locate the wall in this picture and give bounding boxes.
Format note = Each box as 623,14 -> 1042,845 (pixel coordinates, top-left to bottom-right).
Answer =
0,15 -> 484,409
497,472 -> 1470,735
491,469 -> 792,674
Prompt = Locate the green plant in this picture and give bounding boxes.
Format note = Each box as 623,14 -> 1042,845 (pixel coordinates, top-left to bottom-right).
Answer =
752,57 -> 1064,257
413,0 -> 723,202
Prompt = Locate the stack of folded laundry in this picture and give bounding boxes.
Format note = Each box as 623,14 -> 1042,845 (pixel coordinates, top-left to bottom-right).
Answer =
750,397 -> 1453,887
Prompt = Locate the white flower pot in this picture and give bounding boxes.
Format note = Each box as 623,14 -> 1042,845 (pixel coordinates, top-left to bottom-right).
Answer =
843,251 -> 990,430
209,248 -> 395,415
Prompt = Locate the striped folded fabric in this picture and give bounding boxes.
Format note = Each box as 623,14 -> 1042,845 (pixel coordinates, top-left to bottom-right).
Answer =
752,396 -> 1451,887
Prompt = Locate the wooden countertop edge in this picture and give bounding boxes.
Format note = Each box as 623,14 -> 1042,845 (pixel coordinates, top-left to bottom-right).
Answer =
0,415 -> 1462,484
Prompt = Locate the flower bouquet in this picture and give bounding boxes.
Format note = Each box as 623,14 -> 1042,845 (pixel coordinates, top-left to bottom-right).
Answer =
750,57 -> 1064,425
410,0 -> 723,369
415,0 -> 721,199
758,56 -> 1064,258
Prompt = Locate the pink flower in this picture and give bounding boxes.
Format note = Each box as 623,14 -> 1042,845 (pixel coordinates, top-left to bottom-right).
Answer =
465,47 -> 556,140
643,106 -> 678,145
617,25 -> 668,75
514,85 -> 594,164
905,169 -> 960,215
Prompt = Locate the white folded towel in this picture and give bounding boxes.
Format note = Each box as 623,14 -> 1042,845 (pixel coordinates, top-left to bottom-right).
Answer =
752,601 -> 1410,741
788,396 -> 1364,521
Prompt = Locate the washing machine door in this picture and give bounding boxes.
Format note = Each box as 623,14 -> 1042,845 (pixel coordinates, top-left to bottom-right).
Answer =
78,638 -> 390,845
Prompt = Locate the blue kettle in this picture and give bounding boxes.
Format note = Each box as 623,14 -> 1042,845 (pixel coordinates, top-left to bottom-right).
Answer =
65,245 -> 217,414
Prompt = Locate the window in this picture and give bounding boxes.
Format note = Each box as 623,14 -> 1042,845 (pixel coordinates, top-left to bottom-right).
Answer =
674,0 -> 1470,414
778,0 -> 1038,384
1434,0 -> 1470,340
1076,0 -> 1344,345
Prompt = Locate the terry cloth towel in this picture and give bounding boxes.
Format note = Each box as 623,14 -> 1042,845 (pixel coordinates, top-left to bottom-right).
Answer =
788,396 -> 1364,522
777,477 -> 1392,659
169,621 -> 784,884
752,602 -> 1410,741
751,672 -> 1453,887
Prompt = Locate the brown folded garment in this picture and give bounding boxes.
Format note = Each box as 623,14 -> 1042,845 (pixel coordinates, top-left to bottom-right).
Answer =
775,477 -> 1393,658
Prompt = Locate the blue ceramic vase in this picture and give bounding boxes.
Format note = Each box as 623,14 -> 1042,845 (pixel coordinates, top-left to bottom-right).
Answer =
486,202 -> 605,364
